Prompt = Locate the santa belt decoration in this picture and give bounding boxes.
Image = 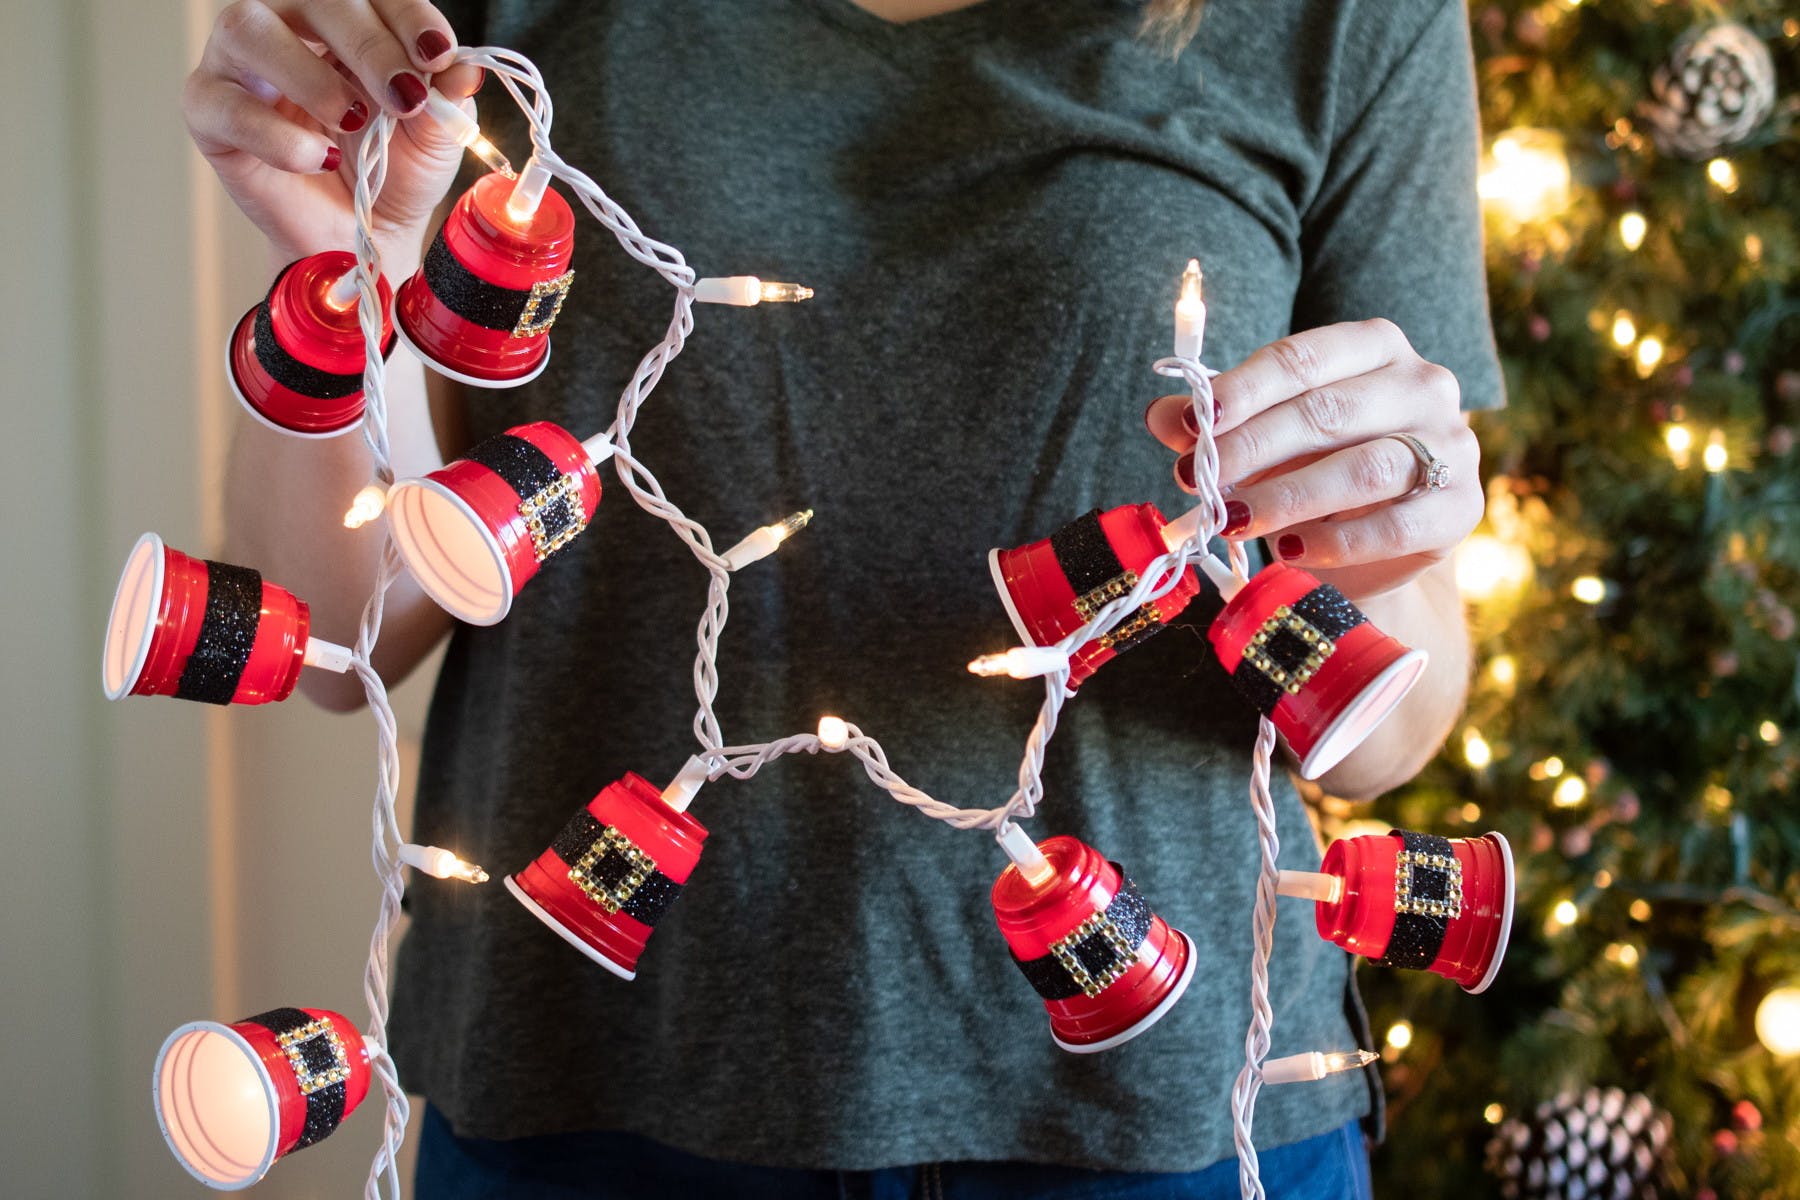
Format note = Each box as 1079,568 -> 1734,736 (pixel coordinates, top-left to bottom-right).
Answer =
1223,581 -> 1365,716
1373,830 -> 1461,972
241,1008 -> 353,1151
249,267 -> 396,401
173,560 -> 265,705
549,808 -> 684,927
1051,509 -> 1167,653
421,226 -> 574,339
1011,873 -> 1152,1000
464,430 -> 589,563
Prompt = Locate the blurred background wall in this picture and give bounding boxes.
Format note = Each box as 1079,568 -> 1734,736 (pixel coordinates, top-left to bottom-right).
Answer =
1,2 -> 433,1194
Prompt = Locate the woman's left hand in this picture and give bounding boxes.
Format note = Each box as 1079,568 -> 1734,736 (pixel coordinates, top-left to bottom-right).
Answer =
1146,318 -> 1482,602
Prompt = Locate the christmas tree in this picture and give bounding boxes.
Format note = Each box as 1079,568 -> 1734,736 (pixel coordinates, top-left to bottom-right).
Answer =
1344,3 -> 1800,1196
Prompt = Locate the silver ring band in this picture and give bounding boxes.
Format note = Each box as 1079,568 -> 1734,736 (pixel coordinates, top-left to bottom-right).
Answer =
1389,433 -> 1451,496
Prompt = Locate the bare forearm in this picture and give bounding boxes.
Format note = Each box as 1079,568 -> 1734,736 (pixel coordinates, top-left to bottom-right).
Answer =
222,308 -> 453,712
1307,558 -> 1470,800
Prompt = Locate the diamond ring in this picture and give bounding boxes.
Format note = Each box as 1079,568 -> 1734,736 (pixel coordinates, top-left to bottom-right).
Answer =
1389,433 -> 1451,496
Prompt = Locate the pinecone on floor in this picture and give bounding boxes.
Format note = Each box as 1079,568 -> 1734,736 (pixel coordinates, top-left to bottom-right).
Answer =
1640,23 -> 1777,159
1485,1087 -> 1673,1200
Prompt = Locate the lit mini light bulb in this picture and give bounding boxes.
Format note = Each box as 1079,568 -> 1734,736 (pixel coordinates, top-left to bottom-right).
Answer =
967,644 -> 1071,680
1665,423 -> 1694,468
722,509 -> 813,570
324,269 -> 364,311
1173,258 -> 1206,359
424,89 -> 515,178
397,843 -> 490,884
1610,312 -> 1637,348
997,822 -> 1054,887
1635,335 -> 1665,376
1260,1048 -> 1380,1084
505,156 -> 556,224
342,483 -> 387,529
1618,211 -> 1647,251
693,276 -> 816,306
1703,429 -> 1728,473
816,715 -> 850,750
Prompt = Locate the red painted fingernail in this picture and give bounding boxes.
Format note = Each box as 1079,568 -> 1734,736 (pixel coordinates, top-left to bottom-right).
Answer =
389,72 -> 428,113
339,101 -> 368,133
416,30 -> 452,62
1277,534 -> 1305,560
1175,454 -> 1196,491
1224,500 -> 1250,537
320,144 -> 342,172
474,67 -> 487,93
1181,404 -> 1200,437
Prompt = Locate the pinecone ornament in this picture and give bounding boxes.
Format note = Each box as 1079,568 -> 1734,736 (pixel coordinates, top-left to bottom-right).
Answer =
1641,23 -> 1776,159
1486,1087 -> 1673,1200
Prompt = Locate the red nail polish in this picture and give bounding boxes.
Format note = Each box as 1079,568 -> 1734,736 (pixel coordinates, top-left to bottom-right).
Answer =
1175,455 -> 1196,491
320,144 -> 342,173
1215,396 -> 1224,423
1277,534 -> 1304,560
1224,500 -> 1250,537
473,67 -> 487,93
416,30 -> 452,62
1180,404 -> 1199,437
339,101 -> 368,133
390,72 -> 428,113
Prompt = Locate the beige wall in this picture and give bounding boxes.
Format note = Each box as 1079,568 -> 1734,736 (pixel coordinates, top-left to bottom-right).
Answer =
3,3 -> 431,1195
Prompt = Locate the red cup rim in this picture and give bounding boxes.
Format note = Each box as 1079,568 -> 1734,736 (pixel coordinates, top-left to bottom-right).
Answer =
391,300 -> 552,390
1050,930 -> 1197,1054
503,874 -> 638,981
386,476 -> 514,625
153,1019 -> 280,1191
1297,647 -> 1429,779
1465,831 -> 1516,994
103,532 -> 166,700
986,547 -> 1078,699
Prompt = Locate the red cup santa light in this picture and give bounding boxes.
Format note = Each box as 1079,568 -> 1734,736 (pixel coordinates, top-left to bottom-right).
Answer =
991,825 -> 1195,1053
506,769 -> 709,980
394,160 -> 575,388
102,532 -> 353,706
386,420 -> 610,626
153,1006 -> 373,1191
1277,827 -> 1516,993
1204,558 -> 1427,779
988,503 -> 1201,693
227,251 -> 395,439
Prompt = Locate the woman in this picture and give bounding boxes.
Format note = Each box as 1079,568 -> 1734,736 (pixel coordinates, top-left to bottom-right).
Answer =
184,0 -> 1497,1195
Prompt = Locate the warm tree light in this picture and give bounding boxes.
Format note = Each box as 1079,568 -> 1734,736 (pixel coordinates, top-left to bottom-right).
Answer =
1455,533 -> 1534,600
1549,899 -> 1579,930
1634,335 -> 1664,375
1610,312 -> 1637,348
1759,720 -> 1781,745
1385,1020 -> 1414,1051
1617,211 -> 1647,251
1463,728 -> 1493,769
1665,423 -> 1694,468
1756,988 -> 1800,1057
1571,576 -> 1607,604
1703,429 -> 1728,473
1552,776 -> 1588,808
1478,129 -> 1572,223
1707,158 -> 1739,193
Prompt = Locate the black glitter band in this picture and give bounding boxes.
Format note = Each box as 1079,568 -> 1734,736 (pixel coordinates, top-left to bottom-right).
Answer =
422,227 -> 574,336
1374,831 -> 1460,972
465,432 -> 586,559
174,562 -> 263,705
1011,872 -> 1153,1002
1049,510 -> 1126,595
1225,582 -> 1369,716
550,808 -> 685,927
242,1008 -> 349,1150
249,266 -> 395,400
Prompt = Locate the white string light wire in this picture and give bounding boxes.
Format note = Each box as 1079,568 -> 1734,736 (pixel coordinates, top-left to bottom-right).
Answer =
332,47 -> 1290,1197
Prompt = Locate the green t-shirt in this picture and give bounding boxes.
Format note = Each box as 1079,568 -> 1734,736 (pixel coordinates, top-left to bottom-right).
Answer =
393,0 -> 1501,1172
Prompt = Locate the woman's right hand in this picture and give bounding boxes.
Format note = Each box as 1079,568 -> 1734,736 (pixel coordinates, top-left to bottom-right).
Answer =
183,0 -> 484,268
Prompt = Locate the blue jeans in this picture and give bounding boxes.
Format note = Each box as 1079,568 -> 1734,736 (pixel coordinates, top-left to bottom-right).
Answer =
416,1104 -> 1373,1199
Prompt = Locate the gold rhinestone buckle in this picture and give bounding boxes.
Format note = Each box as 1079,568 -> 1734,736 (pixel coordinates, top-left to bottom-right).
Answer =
1071,570 -> 1139,621
569,825 -> 658,915
1395,848 -> 1463,918
1048,912 -> 1139,998
1095,604 -> 1163,652
277,1019 -> 351,1096
511,269 -> 575,338
1242,603 -> 1336,695
518,472 -> 588,562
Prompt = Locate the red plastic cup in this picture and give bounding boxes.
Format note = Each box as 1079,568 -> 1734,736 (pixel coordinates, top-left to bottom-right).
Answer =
505,771 -> 709,980
1311,829 -> 1515,993
227,252 -> 395,439
988,504 -> 1200,692
992,835 -> 1195,1053
394,171 -> 575,387
1207,563 -> 1427,778
153,1006 -> 372,1191
101,532 -> 348,706
386,421 -> 604,626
